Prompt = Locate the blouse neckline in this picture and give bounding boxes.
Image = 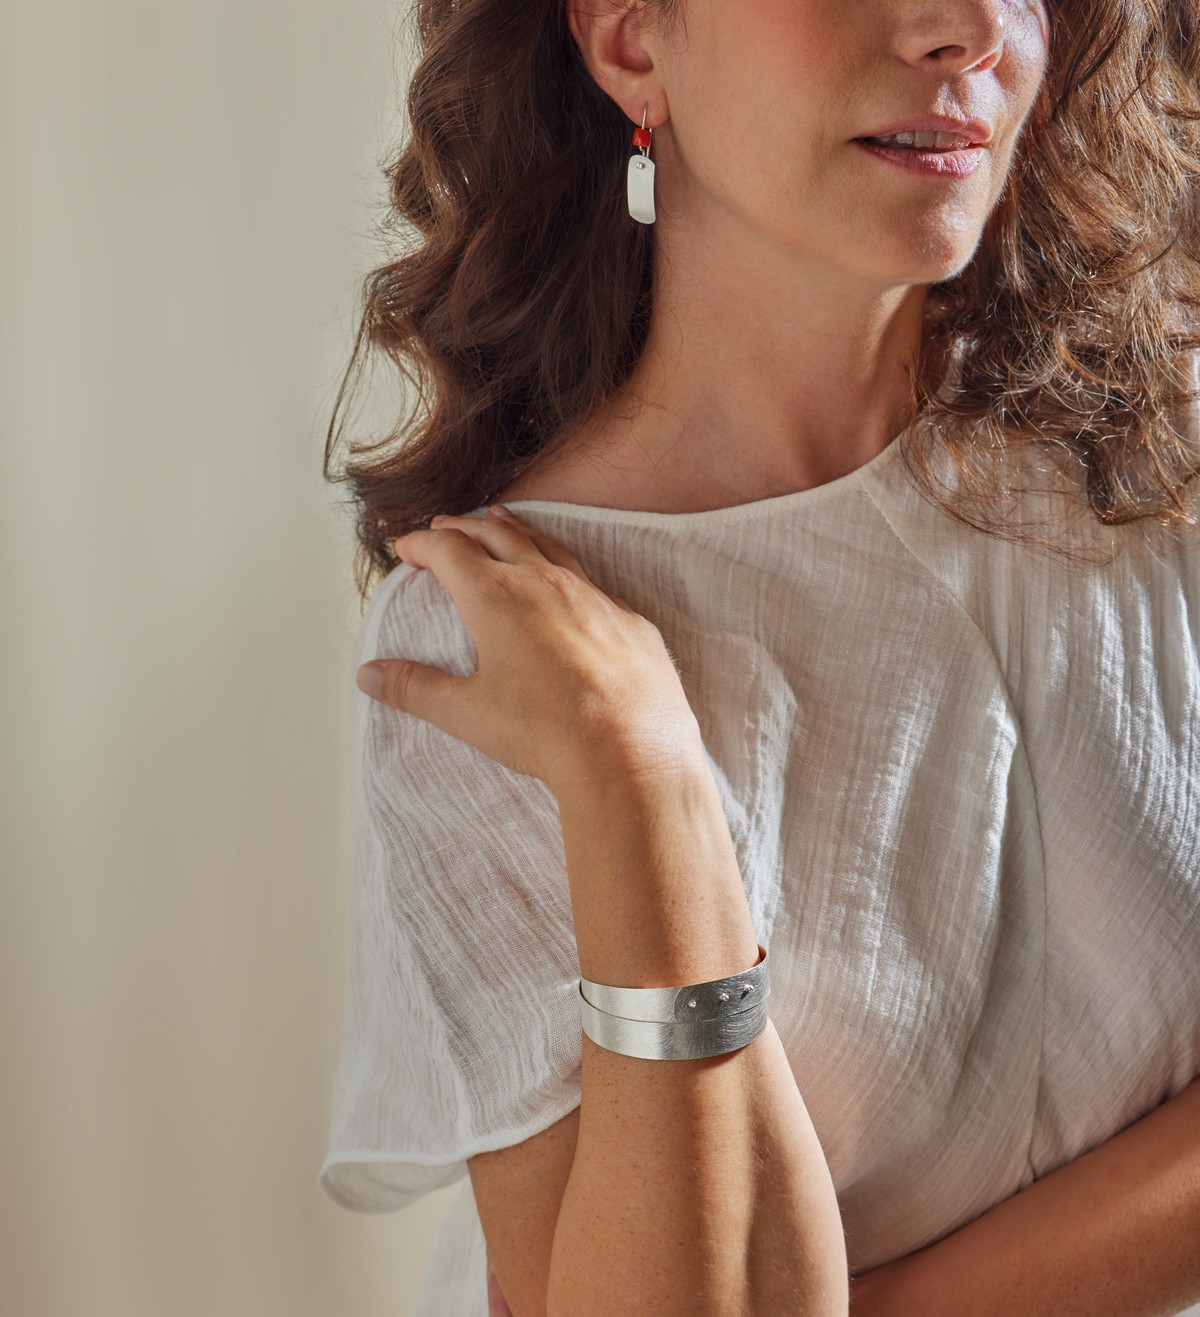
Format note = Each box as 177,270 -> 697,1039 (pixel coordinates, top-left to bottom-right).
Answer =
494,423 -> 907,531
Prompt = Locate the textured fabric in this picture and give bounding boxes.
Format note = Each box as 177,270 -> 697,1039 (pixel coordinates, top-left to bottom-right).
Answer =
317,423 -> 1200,1316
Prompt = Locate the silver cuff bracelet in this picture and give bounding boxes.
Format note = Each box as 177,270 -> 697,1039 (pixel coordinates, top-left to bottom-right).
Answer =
577,943 -> 770,1060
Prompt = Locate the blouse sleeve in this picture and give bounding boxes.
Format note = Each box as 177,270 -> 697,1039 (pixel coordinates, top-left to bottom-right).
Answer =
317,563 -> 583,1213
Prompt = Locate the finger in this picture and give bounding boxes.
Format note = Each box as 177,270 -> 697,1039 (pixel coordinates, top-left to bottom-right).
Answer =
392,510 -> 643,620
489,509 -> 647,615
486,506 -> 591,575
388,524 -> 535,647
391,521 -> 526,575
453,510 -> 649,617
425,514 -> 550,567
394,510 -> 587,578
495,516 -> 644,615
355,656 -> 481,746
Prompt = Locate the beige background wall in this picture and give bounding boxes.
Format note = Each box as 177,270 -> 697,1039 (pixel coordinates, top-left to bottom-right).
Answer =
1,2 -> 452,1312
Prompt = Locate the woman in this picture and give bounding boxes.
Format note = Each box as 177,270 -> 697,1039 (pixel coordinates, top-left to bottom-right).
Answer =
318,0 -> 1200,1313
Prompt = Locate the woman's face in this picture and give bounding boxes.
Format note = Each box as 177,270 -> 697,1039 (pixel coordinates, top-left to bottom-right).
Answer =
651,0 -> 1050,283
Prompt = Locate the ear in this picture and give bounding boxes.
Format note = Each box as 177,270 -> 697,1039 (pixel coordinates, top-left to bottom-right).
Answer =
563,0 -> 669,131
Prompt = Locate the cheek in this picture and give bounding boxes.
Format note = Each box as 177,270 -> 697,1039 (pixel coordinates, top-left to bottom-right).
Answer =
1006,3 -> 1052,104
673,0 -> 832,139
666,72 -> 822,220
663,0 -> 869,211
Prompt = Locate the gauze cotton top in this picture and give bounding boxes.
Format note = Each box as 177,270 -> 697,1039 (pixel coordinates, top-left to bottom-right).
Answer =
317,427 -> 1200,1317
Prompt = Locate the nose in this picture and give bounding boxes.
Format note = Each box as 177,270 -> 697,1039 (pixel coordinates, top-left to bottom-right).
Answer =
899,3 -> 1007,75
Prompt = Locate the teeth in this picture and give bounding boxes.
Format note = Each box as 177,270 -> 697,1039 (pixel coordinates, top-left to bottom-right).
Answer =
870,130 -> 974,150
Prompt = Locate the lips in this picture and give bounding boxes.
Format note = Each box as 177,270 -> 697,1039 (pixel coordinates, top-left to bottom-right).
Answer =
858,131 -> 976,151
855,114 -> 993,147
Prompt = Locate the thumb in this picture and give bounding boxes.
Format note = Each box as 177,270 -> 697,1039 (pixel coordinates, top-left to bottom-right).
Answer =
355,658 -> 463,729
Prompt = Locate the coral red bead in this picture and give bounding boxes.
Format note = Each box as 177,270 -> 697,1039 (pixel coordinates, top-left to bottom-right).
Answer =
631,126 -> 651,149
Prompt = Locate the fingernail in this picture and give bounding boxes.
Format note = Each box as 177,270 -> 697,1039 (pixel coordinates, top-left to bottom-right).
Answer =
356,661 -> 385,699
490,503 -> 515,518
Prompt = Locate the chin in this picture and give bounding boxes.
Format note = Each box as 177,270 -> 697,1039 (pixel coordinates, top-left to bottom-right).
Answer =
848,228 -> 986,286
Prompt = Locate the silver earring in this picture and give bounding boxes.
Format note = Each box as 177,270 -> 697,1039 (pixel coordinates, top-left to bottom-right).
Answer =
627,104 -> 656,225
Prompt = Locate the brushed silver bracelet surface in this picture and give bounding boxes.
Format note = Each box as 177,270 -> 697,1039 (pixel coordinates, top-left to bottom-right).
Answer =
578,943 -> 770,1060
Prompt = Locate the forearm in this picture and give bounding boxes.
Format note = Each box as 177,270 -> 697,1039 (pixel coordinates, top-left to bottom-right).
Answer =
546,752 -> 849,1317
851,1076 -> 1200,1317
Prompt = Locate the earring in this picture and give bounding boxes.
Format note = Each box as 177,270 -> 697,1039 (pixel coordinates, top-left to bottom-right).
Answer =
627,104 -> 655,225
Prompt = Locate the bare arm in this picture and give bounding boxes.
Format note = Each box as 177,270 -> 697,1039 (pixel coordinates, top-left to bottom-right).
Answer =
850,1076 -> 1200,1317
545,750 -> 849,1317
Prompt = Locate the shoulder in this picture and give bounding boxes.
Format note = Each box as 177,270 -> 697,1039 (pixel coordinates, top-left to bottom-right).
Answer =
350,564 -> 485,802
352,562 -> 562,818
356,562 -> 476,675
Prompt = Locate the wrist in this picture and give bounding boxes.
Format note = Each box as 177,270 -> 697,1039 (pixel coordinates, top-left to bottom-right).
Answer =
550,736 -> 759,988
547,718 -> 709,804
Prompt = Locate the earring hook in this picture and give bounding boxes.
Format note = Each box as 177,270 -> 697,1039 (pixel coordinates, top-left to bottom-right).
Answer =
637,104 -> 651,158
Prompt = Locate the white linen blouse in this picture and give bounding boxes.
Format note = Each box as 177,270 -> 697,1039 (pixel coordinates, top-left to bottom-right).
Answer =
317,423 -> 1200,1316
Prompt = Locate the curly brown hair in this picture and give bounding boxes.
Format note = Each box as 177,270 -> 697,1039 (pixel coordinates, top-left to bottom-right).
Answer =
323,0 -> 1200,607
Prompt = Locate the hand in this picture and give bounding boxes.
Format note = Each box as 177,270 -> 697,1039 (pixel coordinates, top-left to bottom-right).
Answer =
355,504 -> 704,796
